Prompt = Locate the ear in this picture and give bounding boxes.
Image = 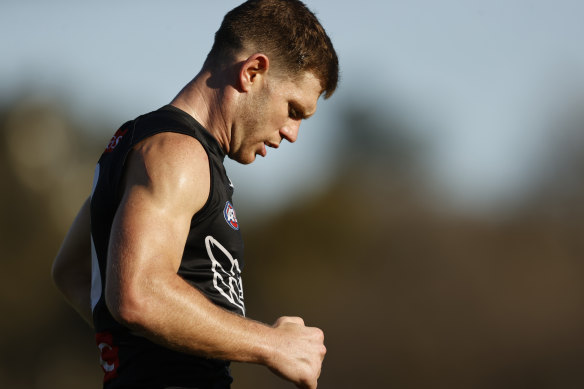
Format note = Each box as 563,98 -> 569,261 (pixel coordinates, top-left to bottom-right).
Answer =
238,53 -> 270,92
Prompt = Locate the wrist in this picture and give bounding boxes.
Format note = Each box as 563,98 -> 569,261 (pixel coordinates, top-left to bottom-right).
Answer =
245,322 -> 279,366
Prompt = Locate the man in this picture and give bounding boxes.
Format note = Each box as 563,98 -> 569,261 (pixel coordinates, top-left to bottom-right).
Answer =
51,0 -> 339,388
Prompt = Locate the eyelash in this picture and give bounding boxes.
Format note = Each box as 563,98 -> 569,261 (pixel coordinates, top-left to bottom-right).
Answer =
288,105 -> 301,120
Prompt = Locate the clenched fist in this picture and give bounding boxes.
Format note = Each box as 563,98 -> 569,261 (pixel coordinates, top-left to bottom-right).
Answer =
265,316 -> 327,389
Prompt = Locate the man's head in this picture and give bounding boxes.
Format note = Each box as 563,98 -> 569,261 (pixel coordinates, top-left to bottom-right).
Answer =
229,62 -> 323,163
204,0 -> 339,99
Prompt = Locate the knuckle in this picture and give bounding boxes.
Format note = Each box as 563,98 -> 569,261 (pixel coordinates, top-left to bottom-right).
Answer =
285,316 -> 304,325
315,328 -> 324,340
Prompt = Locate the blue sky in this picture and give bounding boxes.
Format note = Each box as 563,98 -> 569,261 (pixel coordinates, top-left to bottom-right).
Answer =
2,0 -> 584,217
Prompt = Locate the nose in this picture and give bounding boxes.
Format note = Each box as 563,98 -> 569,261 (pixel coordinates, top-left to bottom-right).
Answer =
280,120 -> 300,143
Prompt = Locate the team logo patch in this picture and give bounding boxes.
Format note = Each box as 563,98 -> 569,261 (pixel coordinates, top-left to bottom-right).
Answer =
223,201 -> 239,230
104,126 -> 128,153
205,235 -> 245,315
95,331 -> 119,382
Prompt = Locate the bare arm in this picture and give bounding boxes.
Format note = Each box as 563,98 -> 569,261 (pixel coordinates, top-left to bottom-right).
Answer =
106,133 -> 325,388
52,197 -> 93,327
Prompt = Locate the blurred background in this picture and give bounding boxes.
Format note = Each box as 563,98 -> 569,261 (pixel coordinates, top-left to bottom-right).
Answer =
2,0 -> 584,388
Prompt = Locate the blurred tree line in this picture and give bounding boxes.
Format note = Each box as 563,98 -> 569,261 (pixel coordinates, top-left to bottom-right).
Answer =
1,91 -> 583,389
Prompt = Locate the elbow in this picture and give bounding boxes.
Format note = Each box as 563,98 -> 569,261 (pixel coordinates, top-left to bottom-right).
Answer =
51,260 -> 62,289
51,257 -> 70,295
105,286 -> 150,330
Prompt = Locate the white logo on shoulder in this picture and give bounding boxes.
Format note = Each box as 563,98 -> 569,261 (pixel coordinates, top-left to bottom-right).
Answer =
205,235 -> 245,315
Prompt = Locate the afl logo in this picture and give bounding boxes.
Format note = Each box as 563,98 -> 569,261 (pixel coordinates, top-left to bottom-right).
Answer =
223,201 -> 239,230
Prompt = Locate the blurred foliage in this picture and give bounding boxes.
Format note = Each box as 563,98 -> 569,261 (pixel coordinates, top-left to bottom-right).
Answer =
0,96 -> 103,388
1,92 -> 584,389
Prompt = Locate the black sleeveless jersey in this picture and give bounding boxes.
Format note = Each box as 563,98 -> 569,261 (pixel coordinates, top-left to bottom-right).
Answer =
89,105 -> 245,388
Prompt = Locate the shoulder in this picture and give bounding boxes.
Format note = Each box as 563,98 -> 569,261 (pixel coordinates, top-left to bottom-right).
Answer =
123,132 -> 210,215
137,131 -> 209,166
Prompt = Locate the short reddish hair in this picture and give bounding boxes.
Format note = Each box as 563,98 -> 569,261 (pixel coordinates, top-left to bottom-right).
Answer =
205,0 -> 339,98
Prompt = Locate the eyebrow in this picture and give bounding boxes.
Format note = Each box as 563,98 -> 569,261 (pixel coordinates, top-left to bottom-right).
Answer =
291,101 -> 315,120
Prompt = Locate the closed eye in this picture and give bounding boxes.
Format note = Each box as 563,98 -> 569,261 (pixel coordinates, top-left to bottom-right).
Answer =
288,103 -> 305,120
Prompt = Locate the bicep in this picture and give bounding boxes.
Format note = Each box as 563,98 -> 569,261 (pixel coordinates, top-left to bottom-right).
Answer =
107,184 -> 191,285
104,134 -> 210,313
52,196 -> 94,325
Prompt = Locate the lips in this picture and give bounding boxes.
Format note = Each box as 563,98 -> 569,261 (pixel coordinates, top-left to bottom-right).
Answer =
258,142 -> 279,158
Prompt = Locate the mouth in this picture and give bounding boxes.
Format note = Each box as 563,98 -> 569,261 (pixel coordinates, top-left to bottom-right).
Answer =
259,142 -> 279,157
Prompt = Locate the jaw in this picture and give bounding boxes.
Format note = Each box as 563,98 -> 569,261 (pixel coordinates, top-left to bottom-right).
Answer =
228,147 -> 257,165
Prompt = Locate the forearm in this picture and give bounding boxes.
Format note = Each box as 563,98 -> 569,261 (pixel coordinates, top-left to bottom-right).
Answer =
103,135 -> 325,387
108,272 -> 274,364
109,273 -> 326,388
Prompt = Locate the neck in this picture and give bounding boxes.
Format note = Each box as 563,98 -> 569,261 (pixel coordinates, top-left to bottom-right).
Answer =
170,70 -> 232,154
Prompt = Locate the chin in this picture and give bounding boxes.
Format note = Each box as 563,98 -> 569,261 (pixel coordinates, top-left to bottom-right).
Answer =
230,152 -> 256,165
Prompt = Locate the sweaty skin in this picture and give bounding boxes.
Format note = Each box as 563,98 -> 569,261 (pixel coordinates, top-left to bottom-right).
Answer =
53,131 -> 326,389
53,51 -> 326,389
108,133 -> 326,388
